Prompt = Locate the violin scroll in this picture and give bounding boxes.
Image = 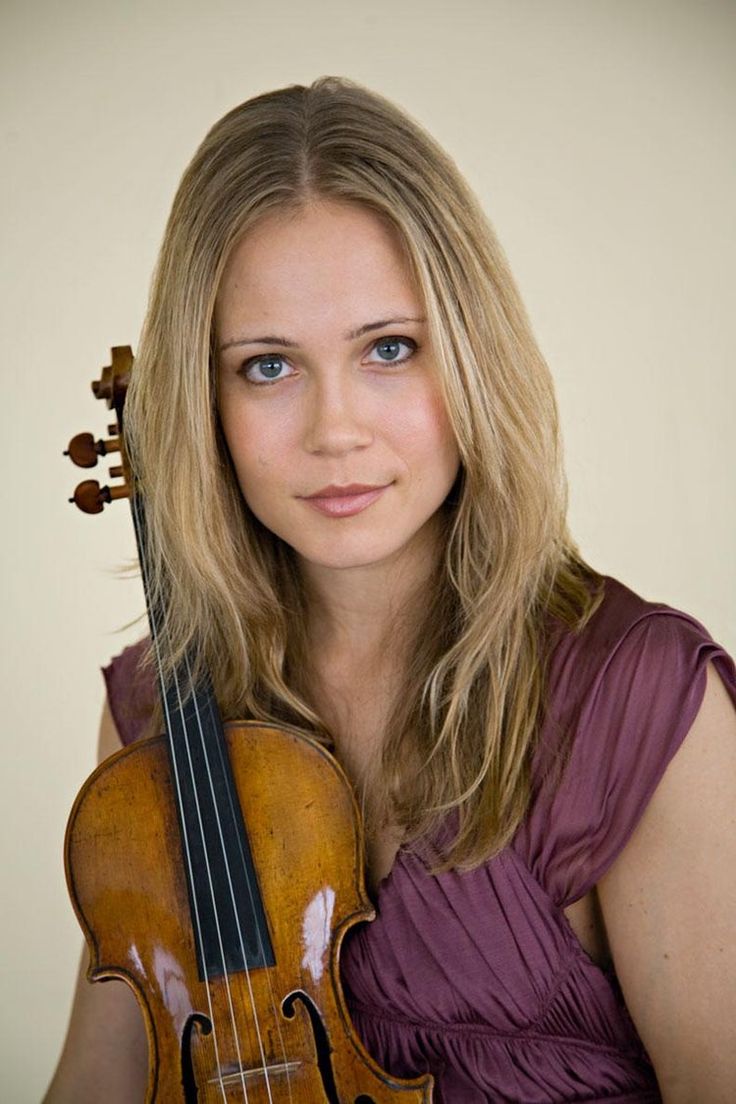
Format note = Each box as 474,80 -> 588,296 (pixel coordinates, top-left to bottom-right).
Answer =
90,345 -> 133,410
65,345 -> 134,513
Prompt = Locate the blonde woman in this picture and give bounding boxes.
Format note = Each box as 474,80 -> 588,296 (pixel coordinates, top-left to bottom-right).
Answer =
45,77 -> 736,1103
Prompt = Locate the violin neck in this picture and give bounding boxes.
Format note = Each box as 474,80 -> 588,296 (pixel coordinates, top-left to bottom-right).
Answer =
130,491 -> 275,981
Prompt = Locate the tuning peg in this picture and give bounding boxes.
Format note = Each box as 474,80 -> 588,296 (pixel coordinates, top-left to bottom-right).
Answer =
64,432 -> 121,468
69,478 -> 130,514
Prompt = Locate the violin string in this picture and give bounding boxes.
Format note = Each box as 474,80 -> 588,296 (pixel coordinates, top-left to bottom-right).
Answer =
133,494 -> 231,1102
165,654 -> 254,1103
134,490 -> 291,1100
203,691 -> 296,1103
180,651 -> 277,1103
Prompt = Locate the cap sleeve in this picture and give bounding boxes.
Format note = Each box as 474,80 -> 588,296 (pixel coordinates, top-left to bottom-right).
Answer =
101,636 -> 157,746
521,609 -> 736,908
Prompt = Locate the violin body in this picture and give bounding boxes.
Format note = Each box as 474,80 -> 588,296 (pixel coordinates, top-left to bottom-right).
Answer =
66,719 -> 432,1102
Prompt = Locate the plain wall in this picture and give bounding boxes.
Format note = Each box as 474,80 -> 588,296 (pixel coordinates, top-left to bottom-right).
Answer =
1,0 -> 734,1098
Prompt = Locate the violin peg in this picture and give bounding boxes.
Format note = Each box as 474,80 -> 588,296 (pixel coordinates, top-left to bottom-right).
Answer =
69,479 -> 129,514
69,479 -> 109,513
64,432 -> 99,468
64,432 -> 121,468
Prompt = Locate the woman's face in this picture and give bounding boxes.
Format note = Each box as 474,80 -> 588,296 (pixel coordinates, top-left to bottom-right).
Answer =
215,200 -> 460,576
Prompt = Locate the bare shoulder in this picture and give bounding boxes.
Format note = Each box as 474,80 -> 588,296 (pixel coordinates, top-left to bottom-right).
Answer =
598,661 -> 736,1101
98,694 -> 126,761
42,698 -> 149,1104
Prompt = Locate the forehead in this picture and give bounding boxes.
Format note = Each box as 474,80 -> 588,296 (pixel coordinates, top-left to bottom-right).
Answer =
215,201 -> 421,332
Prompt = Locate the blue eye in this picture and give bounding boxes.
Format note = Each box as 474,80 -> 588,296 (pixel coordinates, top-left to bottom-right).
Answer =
370,337 -> 416,364
242,354 -> 294,384
240,335 -> 417,385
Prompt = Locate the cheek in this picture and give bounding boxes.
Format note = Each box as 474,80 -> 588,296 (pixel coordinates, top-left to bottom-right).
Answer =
221,406 -> 281,482
395,389 -> 458,467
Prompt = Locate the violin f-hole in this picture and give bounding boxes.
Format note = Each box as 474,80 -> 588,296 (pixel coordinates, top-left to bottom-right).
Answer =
181,1012 -> 213,1102
282,989 -> 378,1104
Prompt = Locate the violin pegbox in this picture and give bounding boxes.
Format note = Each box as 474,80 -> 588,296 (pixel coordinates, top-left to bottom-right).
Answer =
65,345 -> 134,514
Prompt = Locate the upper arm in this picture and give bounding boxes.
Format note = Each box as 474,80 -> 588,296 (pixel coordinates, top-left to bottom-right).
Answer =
43,698 -> 149,1104
597,661 -> 736,1102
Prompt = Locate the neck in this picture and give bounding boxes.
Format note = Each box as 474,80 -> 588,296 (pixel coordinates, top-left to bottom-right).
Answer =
300,515 -> 444,672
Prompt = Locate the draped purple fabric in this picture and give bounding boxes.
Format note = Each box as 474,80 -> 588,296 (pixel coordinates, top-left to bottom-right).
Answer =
103,577 -> 736,1103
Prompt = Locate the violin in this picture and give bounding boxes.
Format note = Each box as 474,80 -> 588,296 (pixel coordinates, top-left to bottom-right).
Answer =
64,347 -> 433,1102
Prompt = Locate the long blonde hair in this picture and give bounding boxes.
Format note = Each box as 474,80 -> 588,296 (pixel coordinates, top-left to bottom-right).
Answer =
125,75 -> 602,870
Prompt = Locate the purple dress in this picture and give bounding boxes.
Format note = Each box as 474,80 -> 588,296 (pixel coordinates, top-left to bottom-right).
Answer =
103,576 -> 736,1103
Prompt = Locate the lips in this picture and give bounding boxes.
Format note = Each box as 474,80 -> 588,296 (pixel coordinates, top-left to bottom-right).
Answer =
300,482 -> 391,518
305,483 -> 388,499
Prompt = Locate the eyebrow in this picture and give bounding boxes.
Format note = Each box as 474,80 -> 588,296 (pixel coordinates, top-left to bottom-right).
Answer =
218,315 -> 426,353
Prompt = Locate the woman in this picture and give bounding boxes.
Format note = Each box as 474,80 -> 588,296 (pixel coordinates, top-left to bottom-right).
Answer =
45,76 -> 736,1102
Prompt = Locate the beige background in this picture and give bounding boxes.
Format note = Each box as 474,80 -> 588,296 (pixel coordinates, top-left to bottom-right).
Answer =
2,0 -> 734,1098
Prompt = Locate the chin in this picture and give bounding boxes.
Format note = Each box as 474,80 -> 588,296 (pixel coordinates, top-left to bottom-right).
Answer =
294,535 -> 412,573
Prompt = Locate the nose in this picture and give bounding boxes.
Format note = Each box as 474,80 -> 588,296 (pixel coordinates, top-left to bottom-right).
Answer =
302,372 -> 374,457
